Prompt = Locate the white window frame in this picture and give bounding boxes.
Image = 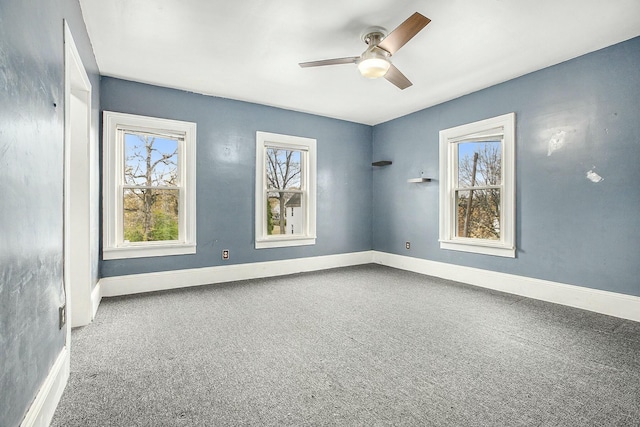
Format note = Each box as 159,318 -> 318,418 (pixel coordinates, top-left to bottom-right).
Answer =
255,131 -> 317,249
102,111 -> 196,259
439,113 -> 515,258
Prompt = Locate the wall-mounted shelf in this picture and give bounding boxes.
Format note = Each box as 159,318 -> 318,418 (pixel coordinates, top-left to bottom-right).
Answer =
372,160 -> 392,166
408,171 -> 431,183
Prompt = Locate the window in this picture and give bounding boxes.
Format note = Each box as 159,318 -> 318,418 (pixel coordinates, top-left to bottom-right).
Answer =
439,113 -> 515,257
103,111 -> 196,259
255,131 -> 316,249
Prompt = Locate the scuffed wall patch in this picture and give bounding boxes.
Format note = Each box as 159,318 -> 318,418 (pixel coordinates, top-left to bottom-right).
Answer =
536,108 -> 592,157
547,130 -> 567,156
586,169 -> 603,183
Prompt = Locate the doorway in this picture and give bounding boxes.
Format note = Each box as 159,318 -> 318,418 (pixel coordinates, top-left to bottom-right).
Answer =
64,21 -> 93,333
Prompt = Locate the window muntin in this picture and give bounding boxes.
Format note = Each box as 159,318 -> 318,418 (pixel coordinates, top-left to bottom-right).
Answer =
103,111 -> 196,259
255,132 -> 316,249
439,113 -> 515,257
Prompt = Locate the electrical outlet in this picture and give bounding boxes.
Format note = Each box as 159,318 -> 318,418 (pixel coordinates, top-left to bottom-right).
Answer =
222,249 -> 229,260
59,305 -> 66,330
406,241 -> 411,250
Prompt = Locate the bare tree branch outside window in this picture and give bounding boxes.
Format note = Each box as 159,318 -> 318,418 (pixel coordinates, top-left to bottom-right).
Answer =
265,147 -> 301,235
456,141 -> 501,240
123,133 -> 179,242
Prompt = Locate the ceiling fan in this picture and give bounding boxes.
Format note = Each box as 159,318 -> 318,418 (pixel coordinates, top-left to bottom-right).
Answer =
299,12 -> 431,90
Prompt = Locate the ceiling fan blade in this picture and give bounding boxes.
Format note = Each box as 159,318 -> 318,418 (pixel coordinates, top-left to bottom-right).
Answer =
299,57 -> 359,68
378,12 -> 430,55
384,64 -> 412,90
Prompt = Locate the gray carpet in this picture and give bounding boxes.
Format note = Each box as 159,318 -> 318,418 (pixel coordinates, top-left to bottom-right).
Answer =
51,264 -> 640,426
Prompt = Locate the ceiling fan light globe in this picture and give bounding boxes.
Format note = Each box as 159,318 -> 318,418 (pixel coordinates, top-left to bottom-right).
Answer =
358,58 -> 391,79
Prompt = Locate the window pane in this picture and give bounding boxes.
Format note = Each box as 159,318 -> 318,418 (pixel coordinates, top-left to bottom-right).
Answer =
457,141 -> 501,187
266,191 -> 304,236
123,188 -> 179,242
265,147 -> 302,190
456,189 -> 500,240
124,133 -> 178,187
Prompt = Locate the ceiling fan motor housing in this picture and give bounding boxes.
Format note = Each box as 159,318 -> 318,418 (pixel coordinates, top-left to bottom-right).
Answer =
360,26 -> 387,46
358,28 -> 392,78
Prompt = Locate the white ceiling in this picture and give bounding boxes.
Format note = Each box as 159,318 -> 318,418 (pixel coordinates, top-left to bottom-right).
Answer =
79,0 -> 640,125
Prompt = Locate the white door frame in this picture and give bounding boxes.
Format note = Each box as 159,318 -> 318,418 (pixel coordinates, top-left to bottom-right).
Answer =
64,20 -> 93,336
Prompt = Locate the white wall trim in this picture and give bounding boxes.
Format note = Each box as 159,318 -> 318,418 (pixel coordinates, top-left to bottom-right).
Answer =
100,251 -> 374,297
255,131 -> 317,249
97,250 -> 639,322
64,20 -> 94,329
439,113 -> 516,258
102,111 -> 197,260
20,347 -> 69,427
372,252 -> 640,323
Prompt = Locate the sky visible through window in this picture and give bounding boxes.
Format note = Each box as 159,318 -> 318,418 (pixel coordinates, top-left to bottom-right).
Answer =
457,140 -> 501,162
457,140 -> 501,187
124,133 -> 178,186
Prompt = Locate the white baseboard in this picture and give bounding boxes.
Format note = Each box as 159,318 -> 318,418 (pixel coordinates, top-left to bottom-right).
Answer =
91,281 -> 101,320
98,250 -> 639,322
373,252 -> 640,323
20,347 -> 69,427
100,251 -> 375,297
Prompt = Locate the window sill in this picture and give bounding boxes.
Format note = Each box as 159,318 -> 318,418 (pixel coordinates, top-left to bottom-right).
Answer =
440,240 -> 515,258
255,236 -> 316,249
103,243 -> 196,260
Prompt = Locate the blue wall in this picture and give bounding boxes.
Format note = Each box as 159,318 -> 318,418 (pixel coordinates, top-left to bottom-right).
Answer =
0,0 -> 100,426
0,3 -> 635,424
100,78 -> 373,277
372,37 -> 640,297
102,38 -> 639,298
